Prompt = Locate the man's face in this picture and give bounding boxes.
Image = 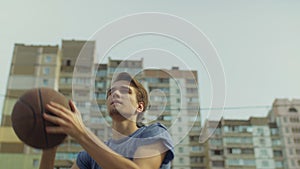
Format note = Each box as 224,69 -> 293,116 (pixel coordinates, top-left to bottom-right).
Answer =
106,80 -> 140,120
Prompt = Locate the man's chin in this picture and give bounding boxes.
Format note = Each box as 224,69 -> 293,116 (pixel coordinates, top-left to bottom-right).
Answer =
109,108 -> 120,117
109,109 -> 134,121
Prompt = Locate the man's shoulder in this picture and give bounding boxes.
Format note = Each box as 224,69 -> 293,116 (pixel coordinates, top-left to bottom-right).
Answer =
145,122 -> 168,131
140,123 -> 169,138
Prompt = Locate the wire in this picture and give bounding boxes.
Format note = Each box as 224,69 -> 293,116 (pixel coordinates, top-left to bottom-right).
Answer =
0,93 -> 298,111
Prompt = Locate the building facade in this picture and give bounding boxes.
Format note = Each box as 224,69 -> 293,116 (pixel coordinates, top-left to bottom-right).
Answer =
268,98 -> 300,169
0,43 -> 60,168
201,98 -> 300,169
203,117 -> 276,169
143,68 -> 202,169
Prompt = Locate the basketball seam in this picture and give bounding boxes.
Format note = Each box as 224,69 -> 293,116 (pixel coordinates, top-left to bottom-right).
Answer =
38,88 -> 49,148
17,99 -> 37,137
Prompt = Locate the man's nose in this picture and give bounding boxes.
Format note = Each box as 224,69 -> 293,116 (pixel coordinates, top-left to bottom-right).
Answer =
112,89 -> 121,98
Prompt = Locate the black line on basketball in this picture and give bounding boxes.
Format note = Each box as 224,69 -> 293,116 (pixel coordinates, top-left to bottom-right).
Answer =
38,88 -> 49,147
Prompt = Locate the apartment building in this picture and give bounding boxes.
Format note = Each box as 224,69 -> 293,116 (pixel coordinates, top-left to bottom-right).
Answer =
143,68 -> 201,169
268,98 -> 300,169
0,43 -> 60,168
202,117 -> 277,169
56,40 -> 96,167
201,98 -> 300,169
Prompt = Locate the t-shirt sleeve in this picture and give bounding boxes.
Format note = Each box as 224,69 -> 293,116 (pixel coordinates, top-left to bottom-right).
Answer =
76,151 -> 92,169
140,123 -> 175,164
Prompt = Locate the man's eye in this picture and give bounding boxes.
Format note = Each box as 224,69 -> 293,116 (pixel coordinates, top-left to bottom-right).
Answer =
119,89 -> 130,94
107,89 -> 112,96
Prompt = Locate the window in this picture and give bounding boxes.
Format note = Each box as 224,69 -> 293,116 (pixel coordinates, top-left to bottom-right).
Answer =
96,70 -> 107,77
43,79 -> 49,86
210,139 -> 222,146
191,146 -> 203,152
33,159 -> 39,167
223,126 -> 252,133
94,93 -> 106,100
232,148 -> 241,154
260,149 -> 268,156
262,160 -> 269,167
45,55 -> 52,63
292,128 -> 300,134
95,81 -> 105,88
273,150 -> 283,157
285,127 -> 289,133
242,137 -> 253,144
242,148 -> 254,154
271,128 -> 279,135
178,147 -> 184,153
259,138 -> 266,145
257,128 -> 264,135
43,67 -> 50,75
186,78 -> 196,84
291,159 -> 296,166
290,117 -> 300,123
186,88 -> 197,94
275,161 -> 283,168
190,136 -> 199,142
159,78 -> 169,84
211,150 -> 223,155
66,59 -> 71,66
272,139 -> 281,146
244,160 -> 255,166
289,107 -> 298,112
190,157 -> 204,163
76,66 -> 91,73
227,159 -> 240,166
212,161 -> 224,167
60,77 -> 66,84
214,128 -> 222,135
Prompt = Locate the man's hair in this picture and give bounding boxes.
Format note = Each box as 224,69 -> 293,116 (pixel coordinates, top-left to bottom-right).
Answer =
111,72 -> 148,127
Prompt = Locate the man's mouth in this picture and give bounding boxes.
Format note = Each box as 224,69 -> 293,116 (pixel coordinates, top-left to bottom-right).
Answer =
111,100 -> 122,105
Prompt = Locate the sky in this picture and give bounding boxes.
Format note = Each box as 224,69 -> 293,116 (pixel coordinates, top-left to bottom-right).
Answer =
1,0 -> 300,123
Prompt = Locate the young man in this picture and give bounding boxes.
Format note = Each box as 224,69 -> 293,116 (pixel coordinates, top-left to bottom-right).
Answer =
40,72 -> 174,169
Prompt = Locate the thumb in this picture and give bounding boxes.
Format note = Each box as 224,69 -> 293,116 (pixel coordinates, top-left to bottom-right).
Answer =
69,100 -> 77,112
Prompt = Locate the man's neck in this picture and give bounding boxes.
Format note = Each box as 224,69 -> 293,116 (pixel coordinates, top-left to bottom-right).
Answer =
112,120 -> 139,140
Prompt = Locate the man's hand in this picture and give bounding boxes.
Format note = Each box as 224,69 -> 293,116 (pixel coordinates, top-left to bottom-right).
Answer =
43,100 -> 87,140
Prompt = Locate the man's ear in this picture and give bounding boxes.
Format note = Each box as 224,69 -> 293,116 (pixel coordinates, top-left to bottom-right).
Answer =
137,102 -> 144,113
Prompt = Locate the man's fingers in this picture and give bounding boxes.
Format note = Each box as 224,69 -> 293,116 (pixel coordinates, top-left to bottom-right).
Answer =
69,100 -> 77,112
46,102 -> 71,119
46,126 -> 65,134
44,113 -> 68,134
43,113 -> 67,126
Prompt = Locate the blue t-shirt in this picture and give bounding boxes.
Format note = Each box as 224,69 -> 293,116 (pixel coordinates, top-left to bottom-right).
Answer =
76,123 -> 174,169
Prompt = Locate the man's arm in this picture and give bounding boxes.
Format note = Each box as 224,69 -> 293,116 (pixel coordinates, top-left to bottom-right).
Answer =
39,147 -> 57,169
